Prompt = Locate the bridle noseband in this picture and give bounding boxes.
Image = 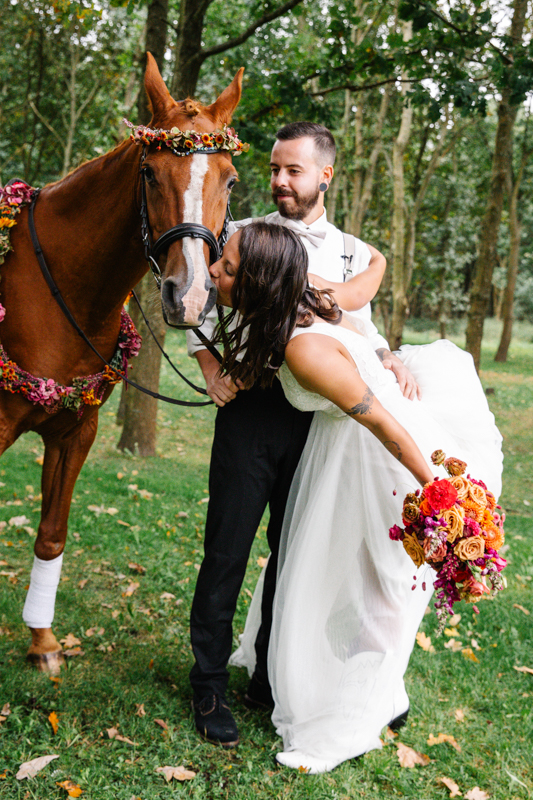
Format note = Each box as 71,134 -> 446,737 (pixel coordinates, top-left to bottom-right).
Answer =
139,146 -> 231,290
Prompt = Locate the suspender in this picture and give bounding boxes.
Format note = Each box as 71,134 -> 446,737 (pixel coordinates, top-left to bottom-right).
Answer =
342,231 -> 356,282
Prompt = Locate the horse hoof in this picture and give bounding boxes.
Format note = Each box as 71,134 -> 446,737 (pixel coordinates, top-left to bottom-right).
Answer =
26,650 -> 65,675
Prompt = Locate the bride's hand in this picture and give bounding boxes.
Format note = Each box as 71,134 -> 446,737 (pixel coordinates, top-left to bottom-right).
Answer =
378,351 -> 421,401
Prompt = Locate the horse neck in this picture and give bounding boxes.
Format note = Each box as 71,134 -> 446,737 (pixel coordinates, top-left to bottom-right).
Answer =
41,142 -> 147,326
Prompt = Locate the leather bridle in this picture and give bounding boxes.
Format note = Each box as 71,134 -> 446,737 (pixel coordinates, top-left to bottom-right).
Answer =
139,145 -> 231,290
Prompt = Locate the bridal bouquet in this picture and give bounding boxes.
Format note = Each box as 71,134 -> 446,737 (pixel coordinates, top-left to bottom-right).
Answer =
389,450 -> 507,632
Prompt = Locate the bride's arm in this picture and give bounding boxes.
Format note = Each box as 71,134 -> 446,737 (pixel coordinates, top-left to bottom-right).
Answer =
285,334 -> 434,487
308,244 -> 386,312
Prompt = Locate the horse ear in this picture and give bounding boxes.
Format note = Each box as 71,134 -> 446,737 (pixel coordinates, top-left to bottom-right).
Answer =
144,51 -> 175,120
205,68 -> 244,125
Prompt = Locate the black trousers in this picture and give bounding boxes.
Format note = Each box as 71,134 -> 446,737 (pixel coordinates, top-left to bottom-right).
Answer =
189,379 -> 313,698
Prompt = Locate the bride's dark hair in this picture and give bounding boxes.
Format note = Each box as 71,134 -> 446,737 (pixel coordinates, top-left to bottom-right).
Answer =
215,221 -> 341,389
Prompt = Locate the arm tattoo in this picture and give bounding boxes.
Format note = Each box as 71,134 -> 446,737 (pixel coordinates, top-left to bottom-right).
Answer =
383,440 -> 403,462
375,348 -> 392,362
347,387 -> 375,417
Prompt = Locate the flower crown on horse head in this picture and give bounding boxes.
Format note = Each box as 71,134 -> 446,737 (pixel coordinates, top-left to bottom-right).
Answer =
123,119 -> 250,157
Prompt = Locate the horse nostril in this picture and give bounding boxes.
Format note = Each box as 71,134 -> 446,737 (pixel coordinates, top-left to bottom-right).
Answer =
161,277 -> 182,314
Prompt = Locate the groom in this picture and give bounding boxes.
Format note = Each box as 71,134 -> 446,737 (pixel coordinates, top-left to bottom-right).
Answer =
186,121 -> 419,748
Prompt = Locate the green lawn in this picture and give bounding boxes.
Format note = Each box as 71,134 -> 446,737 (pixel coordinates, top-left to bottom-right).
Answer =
0,320 -> 532,799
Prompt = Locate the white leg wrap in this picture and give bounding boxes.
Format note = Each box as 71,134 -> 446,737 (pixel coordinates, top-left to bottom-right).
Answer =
23,553 -> 64,629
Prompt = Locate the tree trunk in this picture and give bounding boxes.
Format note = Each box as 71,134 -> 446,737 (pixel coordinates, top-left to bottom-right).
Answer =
465,0 -> 528,370
327,89 -> 351,225
171,0 -> 213,98
116,0 -> 170,455
494,135 -> 530,361
388,21 -> 412,350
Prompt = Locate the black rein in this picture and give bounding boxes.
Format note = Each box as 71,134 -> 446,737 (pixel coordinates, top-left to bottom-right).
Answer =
27,189 -> 217,408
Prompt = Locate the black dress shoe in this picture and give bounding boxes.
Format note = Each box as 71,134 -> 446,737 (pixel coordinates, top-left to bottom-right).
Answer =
243,673 -> 274,711
389,707 -> 409,731
192,694 -> 239,748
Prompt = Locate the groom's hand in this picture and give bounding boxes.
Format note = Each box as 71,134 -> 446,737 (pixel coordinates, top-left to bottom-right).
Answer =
376,349 -> 421,401
196,350 -> 242,407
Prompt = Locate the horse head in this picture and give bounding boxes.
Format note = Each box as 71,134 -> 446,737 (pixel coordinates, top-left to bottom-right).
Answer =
140,53 -> 244,328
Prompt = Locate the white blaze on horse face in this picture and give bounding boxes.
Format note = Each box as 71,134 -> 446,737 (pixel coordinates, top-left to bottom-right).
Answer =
180,154 -> 212,324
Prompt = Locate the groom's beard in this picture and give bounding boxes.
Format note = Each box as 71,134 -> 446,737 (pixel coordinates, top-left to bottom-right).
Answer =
272,186 -> 321,220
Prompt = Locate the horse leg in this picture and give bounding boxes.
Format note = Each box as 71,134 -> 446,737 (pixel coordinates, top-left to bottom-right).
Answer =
24,414 -> 98,673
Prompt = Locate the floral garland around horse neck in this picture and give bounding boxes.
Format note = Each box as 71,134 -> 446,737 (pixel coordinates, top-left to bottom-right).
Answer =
0,180 -> 142,415
0,180 -> 35,267
0,309 -> 141,417
123,118 -> 250,156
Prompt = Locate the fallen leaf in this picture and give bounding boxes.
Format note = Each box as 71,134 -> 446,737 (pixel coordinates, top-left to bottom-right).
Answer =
0,716 -> 7,724
111,610 -> 120,619
0,560 -> 7,566
464,788 -> 490,800
85,627 -> 104,638
438,776 -> 462,797
138,489 -> 153,500
60,634 -> 81,648
135,704 -> 146,717
117,519 -> 131,527
159,592 -> 176,601
198,497 -> 209,504
448,613 -> 461,627
428,732 -> 461,752
122,582 -> 139,597
444,638 -> 463,652
155,766 -> 196,782
444,627 -> 460,637
57,780 -> 83,797
78,579 -> 88,589
154,718 -> 168,730
1,703 -> 11,717
8,515 -> 31,527
128,562 -> 146,574
114,735 -> 137,745
416,631 -> 435,653
462,647 -> 479,663
514,665 -> 533,675
396,742 -> 430,767
177,511 -> 188,518
454,708 -> 465,722
64,647 -> 85,657
257,556 -> 269,568
513,604 -> 530,615
16,754 -> 60,780
48,711 -> 59,735
383,726 -> 398,740
107,727 -> 120,739
471,639 -> 481,650
117,472 -> 124,479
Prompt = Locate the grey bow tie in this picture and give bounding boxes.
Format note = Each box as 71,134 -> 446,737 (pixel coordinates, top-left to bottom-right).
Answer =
281,219 -> 328,248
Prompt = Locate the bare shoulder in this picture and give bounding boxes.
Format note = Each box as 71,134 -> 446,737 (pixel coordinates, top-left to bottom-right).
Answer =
285,331 -> 353,391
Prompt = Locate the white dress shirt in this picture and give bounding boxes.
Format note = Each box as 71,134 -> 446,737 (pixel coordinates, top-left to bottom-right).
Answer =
186,210 -> 389,358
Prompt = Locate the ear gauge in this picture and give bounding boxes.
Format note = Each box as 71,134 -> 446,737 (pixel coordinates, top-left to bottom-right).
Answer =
319,182 -> 328,192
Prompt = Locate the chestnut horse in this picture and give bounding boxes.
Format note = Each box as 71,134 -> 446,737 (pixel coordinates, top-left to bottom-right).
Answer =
0,54 -> 244,672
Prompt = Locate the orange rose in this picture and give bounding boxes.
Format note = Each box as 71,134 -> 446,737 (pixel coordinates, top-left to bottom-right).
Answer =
450,475 -> 470,500
444,457 -> 467,477
454,535 -> 485,561
419,498 -> 433,517
402,503 -> 420,524
403,533 -> 425,568
442,505 -> 465,543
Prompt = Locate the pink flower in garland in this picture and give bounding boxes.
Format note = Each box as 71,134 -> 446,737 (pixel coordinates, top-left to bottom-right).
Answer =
0,303 -> 5,323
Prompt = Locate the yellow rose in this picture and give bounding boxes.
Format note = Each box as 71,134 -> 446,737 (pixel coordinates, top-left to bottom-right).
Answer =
450,475 -> 469,501
442,505 -> 465,543
403,532 -> 426,568
468,482 -> 487,509
454,535 -> 485,561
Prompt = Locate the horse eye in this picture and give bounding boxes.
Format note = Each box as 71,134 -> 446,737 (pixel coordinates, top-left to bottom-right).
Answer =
227,177 -> 237,191
142,166 -> 156,184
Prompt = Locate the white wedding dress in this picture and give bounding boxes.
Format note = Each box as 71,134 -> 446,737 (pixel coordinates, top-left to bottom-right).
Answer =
230,322 -> 503,773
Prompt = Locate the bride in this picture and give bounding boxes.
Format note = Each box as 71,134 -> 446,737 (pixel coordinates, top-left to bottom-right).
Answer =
209,221 -> 503,774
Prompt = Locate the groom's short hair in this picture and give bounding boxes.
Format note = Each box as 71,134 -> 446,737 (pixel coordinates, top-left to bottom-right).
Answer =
275,122 -> 336,167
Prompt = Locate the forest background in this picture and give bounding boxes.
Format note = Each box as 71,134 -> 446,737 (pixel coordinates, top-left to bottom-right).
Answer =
0,0 -> 532,448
